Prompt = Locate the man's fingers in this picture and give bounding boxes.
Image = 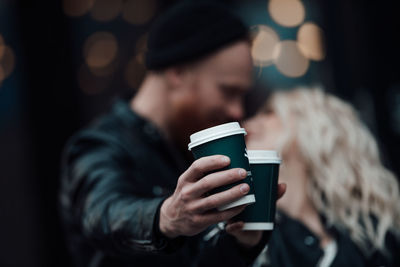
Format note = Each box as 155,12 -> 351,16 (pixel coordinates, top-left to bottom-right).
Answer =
181,155 -> 230,183
188,183 -> 250,213
201,205 -> 246,226
225,221 -> 244,233
186,168 -> 247,198
277,183 -> 287,199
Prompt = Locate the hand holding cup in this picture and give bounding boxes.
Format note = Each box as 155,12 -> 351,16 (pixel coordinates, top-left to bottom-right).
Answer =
159,155 -> 252,238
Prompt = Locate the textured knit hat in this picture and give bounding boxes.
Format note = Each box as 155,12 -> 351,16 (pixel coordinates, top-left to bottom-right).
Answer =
145,1 -> 249,70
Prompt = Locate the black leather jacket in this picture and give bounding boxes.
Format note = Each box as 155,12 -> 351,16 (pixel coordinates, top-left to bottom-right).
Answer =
254,211 -> 400,267
59,100 -> 267,267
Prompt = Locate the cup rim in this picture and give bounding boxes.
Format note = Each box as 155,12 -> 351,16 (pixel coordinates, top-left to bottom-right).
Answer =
217,194 -> 255,211
188,122 -> 246,150
242,222 -> 274,230
247,150 -> 281,164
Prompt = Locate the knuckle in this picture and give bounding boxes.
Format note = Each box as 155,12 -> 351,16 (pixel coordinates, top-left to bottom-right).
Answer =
205,196 -> 217,209
229,169 -> 238,180
232,168 -> 242,180
187,205 -> 198,214
200,177 -> 213,192
180,187 -> 192,201
176,177 -> 185,188
191,161 -> 202,173
227,186 -> 240,199
191,215 -> 202,226
222,169 -> 235,183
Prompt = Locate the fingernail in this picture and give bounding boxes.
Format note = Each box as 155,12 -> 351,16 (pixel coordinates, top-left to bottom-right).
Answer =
238,169 -> 246,177
240,184 -> 249,194
222,156 -> 230,163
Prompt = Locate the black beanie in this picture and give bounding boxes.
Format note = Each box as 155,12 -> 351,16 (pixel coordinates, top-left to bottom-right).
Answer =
145,1 -> 249,70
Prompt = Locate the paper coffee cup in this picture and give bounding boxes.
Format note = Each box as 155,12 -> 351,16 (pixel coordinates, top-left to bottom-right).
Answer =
235,150 -> 281,230
188,122 -> 255,211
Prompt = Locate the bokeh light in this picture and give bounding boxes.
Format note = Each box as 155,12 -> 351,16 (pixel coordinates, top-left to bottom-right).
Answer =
268,0 -> 305,28
273,40 -> 309,77
135,33 -> 148,65
63,0 -> 95,17
88,60 -> 118,77
125,55 -> 146,89
0,46 -> 16,79
90,0 -> 123,22
250,25 -> 280,67
84,32 -> 118,70
122,0 -> 157,25
297,22 -> 325,61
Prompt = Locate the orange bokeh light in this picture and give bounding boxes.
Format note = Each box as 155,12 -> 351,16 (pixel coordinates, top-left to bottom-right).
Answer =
297,22 -> 326,61
84,32 -> 118,69
0,46 -> 16,79
268,0 -> 305,28
63,0 -> 95,17
90,0 -> 123,22
273,40 -> 309,77
122,0 -> 157,25
135,33 -> 148,65
251,25 -> 280,67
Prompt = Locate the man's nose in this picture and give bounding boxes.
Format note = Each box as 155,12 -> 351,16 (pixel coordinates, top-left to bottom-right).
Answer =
228,101 -> 244,121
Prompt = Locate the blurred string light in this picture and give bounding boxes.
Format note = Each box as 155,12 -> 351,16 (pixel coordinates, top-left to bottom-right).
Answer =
268,0 -> 305,28
90,0 -> 123,22
125,33 -> 147,89
63,0 -> 158,25
83,31 -> 118,76
272,40 -> 309,77
63,0 -> 95,17
64,0 -> 158,94
88,59 -> 119,77
297,22 -> 325,61
135,33 -> 148,64
248,0 -> 326,79
122,0 -> 157,25
1,47 -> 15,76
251,25 -> 279,67
0,34 -> 16,86
79,32 -> 119,94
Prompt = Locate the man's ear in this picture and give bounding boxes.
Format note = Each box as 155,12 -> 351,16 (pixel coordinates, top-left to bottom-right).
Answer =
164,65 -> 192,90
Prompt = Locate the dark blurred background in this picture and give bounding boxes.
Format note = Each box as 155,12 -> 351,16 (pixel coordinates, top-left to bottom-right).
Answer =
0,0 -> 399,266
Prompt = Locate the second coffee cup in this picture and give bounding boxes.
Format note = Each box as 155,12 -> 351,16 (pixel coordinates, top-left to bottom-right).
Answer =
188,122 -> 255,211
234,150 -> 281,230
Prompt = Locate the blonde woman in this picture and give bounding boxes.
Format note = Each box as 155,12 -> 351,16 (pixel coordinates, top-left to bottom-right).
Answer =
244,87 -> 400,267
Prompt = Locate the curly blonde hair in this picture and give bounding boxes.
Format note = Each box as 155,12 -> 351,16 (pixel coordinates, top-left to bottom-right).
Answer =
265,87 -> 400,255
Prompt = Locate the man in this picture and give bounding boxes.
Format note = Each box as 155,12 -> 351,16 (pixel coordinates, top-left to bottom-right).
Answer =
60,2 -> 285,266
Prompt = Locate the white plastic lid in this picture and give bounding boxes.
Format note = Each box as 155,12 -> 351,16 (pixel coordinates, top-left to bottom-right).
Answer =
247,150 -> 281,164
188,122 -> 246,151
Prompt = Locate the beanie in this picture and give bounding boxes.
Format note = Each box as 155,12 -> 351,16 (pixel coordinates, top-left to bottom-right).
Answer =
145,1 -> 249,70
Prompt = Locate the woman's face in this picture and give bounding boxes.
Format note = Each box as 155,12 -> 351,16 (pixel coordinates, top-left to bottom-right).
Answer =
243,111 -> 284,151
